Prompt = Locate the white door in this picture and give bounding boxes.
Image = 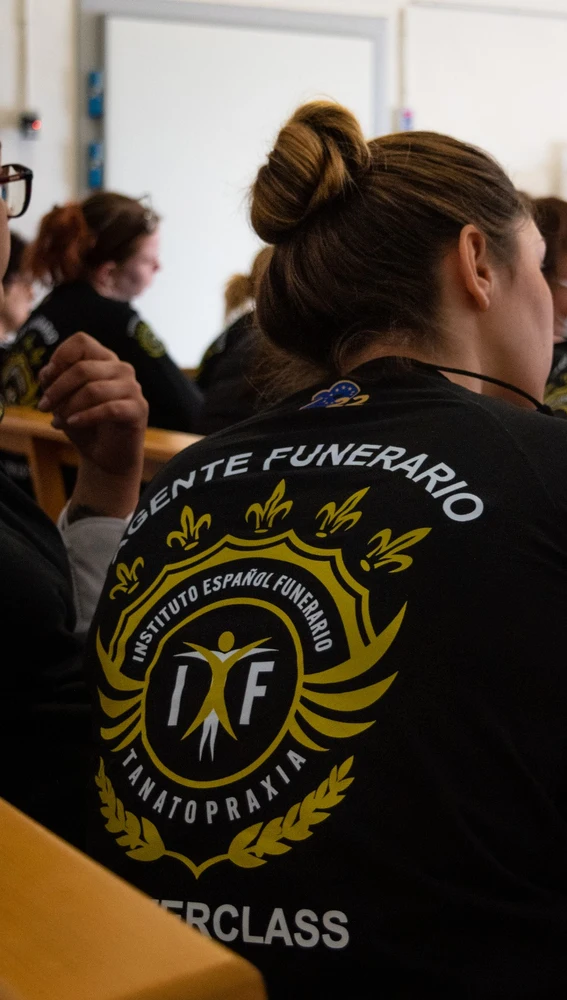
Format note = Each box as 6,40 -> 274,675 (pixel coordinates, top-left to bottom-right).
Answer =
105,14 -> 378,366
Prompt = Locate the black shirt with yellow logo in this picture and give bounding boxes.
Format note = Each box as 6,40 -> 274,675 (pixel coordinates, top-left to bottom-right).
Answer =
85,359 -> 567,999
0,281 -> 203,432
196,312 -> 264,433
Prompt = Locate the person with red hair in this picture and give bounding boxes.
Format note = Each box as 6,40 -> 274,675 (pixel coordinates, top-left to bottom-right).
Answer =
1,193 -> 202,431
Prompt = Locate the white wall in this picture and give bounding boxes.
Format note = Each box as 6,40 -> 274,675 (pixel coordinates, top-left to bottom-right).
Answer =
0,0 -> 76,240
2,0 -> 567,235
406,5 -> 567,196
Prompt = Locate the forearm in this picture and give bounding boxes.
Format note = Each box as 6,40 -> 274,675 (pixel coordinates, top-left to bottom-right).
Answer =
61,452 -> 142,631
67,455 -> 143,523
37,330 -> 148,523
58,506 -> 131,634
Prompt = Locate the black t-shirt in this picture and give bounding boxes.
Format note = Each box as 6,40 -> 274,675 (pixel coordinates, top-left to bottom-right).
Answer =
196,312 -> 264,434
85,359 -> 567,999
0,464 -> 90,847
0,281 -> 203,432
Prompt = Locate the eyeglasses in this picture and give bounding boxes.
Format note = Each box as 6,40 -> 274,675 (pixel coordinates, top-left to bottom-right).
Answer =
0,164 -> 33,218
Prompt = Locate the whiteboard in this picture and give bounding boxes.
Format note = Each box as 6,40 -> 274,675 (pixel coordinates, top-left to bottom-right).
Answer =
105,15 -> 376,366
406,6 -> 567,199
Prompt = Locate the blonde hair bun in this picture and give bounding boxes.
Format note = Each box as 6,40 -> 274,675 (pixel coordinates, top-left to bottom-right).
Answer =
250,100 -> 371,245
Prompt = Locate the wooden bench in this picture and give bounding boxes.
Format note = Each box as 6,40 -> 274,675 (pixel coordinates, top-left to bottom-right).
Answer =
0,797 -> 266,1000
0,406 -> 201,522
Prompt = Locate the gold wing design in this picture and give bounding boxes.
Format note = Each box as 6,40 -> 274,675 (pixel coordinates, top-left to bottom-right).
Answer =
96,602 -> 406,757
289,604 -> 406,752
96,630 -> 145,751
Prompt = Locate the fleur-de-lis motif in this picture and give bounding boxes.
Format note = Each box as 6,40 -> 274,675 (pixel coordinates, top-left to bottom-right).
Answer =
316,488 -> 369,537
167,505 -> 211,551
361,527 -> 431,574
109,557 -> 144,600
245,480 -> 293,534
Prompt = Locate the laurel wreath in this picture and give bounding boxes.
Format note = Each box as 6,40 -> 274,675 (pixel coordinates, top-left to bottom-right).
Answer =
96,755 -> 354,878
227,756 -> 354,867
96,760 -> 166,862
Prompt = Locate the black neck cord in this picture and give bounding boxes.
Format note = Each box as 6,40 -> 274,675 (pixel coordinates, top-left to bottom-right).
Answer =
418,362 -> 550,414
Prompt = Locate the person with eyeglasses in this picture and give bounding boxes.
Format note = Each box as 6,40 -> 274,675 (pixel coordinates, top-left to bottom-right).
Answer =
0,232 -> 35,347
0,152 -> 149,848
1,191 -> 203,433
530,196 -> 567,415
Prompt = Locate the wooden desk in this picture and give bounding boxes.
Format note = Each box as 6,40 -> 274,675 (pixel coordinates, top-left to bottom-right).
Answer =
0,406 -> 201,522
0,797 -> 265,1000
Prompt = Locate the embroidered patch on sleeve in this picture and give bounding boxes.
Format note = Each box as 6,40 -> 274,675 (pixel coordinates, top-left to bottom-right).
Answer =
133,320 -> 166,359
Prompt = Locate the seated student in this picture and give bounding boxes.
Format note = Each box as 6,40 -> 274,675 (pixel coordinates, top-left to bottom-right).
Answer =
0,231 -> 34,346
0,152 -> 148,849
532,196 -> 567,414
1,193 -> 202,431
196,246 -> 271,433
85,102 -> 567,999
0,232 -> 35,489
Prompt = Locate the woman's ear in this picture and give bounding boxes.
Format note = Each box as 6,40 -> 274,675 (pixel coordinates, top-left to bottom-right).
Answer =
92,260 -> 118,291
458,224 -> 493,311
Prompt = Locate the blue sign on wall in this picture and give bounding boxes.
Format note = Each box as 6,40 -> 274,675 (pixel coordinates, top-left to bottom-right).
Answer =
88,141 -> 104,189
88,71 -> 104,119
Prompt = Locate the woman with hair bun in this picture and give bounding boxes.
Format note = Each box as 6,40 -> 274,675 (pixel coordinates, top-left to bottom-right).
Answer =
1,193 -> 202,431
86,102 -> 567,998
